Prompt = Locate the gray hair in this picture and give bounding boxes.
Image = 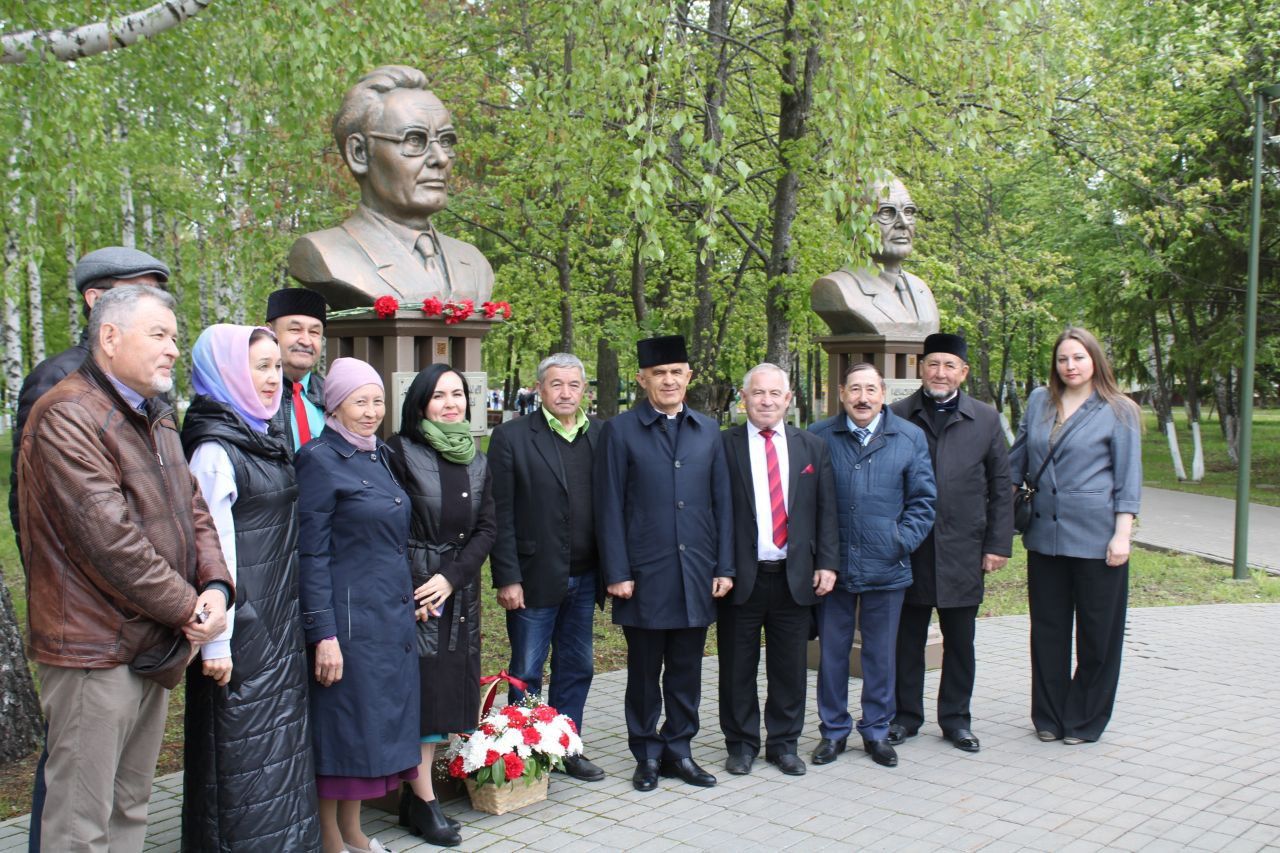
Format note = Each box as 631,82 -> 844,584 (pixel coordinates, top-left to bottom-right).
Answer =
87,285 -> 176,353
537,352 -> 586,383
741,362 -> 789,393
333,65 -> 430,158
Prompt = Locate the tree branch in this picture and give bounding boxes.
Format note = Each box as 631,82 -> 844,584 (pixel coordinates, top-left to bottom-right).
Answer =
2,0 -> 212,64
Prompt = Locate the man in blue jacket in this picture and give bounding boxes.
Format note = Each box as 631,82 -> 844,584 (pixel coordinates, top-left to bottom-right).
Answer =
594,335 -> 735,792
809,362 -> 935,768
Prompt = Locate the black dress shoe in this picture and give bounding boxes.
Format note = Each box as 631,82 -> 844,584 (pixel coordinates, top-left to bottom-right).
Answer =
862,739 -> 898,767
632,759 -> 660,792
765,753 -> 806,776
561,754 -> 606,781
886,723 -> 917,746
725,753 -> 754,775
405,792 -> 461,847
944,728 -> 981,753
811,737 -> 847,765
659,756 -> 717,787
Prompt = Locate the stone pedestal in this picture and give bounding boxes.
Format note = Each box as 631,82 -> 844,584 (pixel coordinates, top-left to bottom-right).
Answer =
817,333 -> 926,414
326,310 -> 497,438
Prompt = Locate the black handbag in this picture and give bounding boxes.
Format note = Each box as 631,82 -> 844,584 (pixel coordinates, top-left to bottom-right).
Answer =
1013,402 -> 1095,535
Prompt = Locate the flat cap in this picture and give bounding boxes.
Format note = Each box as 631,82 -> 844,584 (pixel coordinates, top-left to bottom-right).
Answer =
73,247 -> 170,293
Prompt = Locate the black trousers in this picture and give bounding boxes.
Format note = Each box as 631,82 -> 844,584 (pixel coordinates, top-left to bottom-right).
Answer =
1027,550 -> 1129,741
716,571 -> 811,758
621,626 -> 708,762
893,602 -> 979,734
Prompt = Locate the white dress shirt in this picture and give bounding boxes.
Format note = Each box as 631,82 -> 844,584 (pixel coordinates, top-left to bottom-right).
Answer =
189,443 -> 238,661
747,419 -> 790,561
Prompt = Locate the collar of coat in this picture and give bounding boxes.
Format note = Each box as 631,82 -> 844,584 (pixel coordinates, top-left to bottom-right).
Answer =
78,357 -> 174,428
829,403 -> 904,438
312,425 -> 394,459
635,396 -> 704,428
904,387 -> 977,422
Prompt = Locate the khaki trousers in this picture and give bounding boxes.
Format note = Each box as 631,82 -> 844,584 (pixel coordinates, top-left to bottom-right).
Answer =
37,663 -> 169,853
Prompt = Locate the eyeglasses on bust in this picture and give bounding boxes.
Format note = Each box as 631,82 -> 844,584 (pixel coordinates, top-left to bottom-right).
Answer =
874,204 -> 918,224
365,128 -> 458,157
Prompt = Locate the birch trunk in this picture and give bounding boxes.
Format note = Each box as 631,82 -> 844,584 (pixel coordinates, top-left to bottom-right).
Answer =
2,0 -> 213,64
1164,421 -> 1187,481
65,169 -> 81,341
0,579 -> 43,763
197,222 -> 210,328
3,125 -> 25,407
120,166 -> 136,248
25,193 -> 44,362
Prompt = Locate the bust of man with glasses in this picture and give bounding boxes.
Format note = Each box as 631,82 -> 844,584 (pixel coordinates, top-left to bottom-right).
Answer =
288,65 -> 494,310
811,177 -> 939,338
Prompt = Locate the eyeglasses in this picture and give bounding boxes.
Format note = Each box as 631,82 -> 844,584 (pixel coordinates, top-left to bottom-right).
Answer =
875,204 -> 918,224
366,127 -> 457,157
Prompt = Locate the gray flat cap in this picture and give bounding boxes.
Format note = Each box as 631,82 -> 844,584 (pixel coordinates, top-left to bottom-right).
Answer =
74,247 -> 170,293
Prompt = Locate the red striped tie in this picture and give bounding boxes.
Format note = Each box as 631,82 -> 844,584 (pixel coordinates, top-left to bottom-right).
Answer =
760,428 -> 787,549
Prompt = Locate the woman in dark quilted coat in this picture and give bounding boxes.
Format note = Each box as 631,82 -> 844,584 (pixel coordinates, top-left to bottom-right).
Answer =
387,364 -> 496,848
179,324 -> 321,852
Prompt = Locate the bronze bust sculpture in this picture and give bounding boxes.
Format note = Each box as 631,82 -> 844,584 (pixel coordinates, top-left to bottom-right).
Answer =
288,65 -> 494,310
811,177 -> 940,338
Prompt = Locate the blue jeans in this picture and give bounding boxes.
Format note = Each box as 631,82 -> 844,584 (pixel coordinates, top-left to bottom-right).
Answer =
506,572 -> 596,731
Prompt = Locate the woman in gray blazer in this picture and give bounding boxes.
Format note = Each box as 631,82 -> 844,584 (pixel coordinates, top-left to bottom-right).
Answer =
1010,327 -> 1141,745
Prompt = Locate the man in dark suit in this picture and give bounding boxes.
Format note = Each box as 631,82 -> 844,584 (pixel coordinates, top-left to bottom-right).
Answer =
594,335 -> 735,792
489,352 -> 606,782
888,333 -> 1012,753
718,364 -> 839,777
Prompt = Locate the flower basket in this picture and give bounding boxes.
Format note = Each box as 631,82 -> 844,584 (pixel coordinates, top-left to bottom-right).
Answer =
463,773 -> 548,815
447,678 -> 582,816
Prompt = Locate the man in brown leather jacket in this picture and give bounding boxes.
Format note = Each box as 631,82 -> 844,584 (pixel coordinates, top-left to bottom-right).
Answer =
17,285 -> 233,851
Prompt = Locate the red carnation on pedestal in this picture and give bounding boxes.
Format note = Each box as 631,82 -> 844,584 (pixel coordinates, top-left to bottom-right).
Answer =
373,295 -> 399,319
421,296 -> 443,317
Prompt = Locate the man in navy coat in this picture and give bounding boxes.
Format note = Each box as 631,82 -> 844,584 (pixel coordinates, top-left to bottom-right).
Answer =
809,362 -> 935,769
594,335 -> 735,792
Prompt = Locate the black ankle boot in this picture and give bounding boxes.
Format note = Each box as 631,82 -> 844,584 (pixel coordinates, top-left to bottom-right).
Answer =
407,792 -> 461,847
399,789 -> 460,831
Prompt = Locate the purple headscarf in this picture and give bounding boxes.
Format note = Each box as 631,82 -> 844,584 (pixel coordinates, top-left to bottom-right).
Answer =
191,324 -> 282,433
323,357 -> 384,452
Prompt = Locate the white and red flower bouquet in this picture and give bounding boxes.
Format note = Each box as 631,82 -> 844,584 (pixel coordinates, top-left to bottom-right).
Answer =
447,697 -> 583,788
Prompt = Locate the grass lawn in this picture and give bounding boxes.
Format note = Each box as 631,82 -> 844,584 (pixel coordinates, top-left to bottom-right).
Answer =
3,431 -> 1280,821
1140,407 -> 1280,507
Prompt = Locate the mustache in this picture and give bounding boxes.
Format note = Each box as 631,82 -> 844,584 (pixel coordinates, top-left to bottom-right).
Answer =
287,344 -> 316,355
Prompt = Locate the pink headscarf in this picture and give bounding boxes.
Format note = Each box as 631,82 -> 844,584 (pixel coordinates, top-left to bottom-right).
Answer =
322,357 -> 384,451
191,324 -> 282,433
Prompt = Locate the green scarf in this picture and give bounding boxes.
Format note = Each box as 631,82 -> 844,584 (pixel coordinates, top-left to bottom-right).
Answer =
419,418 -> 476,464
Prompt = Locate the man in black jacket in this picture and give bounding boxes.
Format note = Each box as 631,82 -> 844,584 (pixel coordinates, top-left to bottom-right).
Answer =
718,364 -> 839,777
265,287 -> 327,451
888,333 -> 1013,753
9,246 -> 169,853
489,352 -> 606,782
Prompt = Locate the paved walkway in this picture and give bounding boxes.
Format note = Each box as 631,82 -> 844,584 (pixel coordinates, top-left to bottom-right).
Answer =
3,603 -> 1278,851
1134,487 -> 1280,573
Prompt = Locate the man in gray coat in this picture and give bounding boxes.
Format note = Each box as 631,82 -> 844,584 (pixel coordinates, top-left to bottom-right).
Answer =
888,334 -> 1012,753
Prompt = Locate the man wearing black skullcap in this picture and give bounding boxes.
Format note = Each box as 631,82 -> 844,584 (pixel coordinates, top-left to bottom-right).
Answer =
888,333 -> 1012,753
8,246 -> 169,853
594,335 -> 734,792
264,287 -> 328,452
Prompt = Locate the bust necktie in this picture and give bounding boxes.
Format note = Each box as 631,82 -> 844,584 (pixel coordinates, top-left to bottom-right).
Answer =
415,232 -> 449,297
759,428 -> 788,549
